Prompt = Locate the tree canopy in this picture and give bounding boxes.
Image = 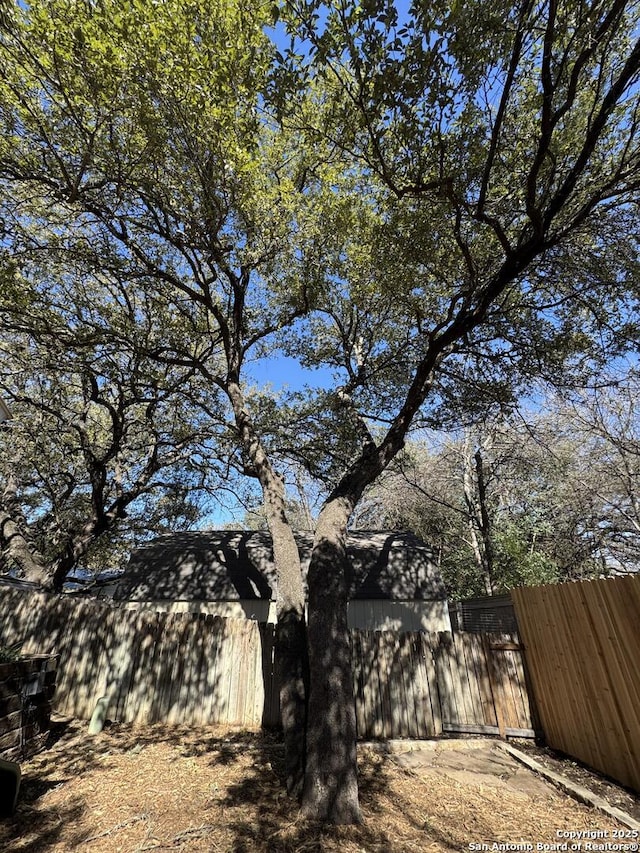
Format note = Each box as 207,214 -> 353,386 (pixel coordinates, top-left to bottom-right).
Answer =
0,264 -> 230,585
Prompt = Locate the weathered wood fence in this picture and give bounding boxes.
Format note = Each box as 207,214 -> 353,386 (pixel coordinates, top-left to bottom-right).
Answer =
0,586 -> 537,739
512,575 -> 640,794
0,588 -> 275,727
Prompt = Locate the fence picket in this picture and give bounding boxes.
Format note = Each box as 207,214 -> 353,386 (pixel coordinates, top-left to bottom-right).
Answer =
201,616 -> 225,725
422,634 -> 441,735
192,615 -> 209,726
513,576 -> 640,794
369,631 -> 386,739
0,586 -> 537,738
457,634 -> 477,725
468,634 -> 495,728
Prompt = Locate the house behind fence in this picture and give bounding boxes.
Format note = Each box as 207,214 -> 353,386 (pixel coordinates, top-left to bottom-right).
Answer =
113,529 -> 452,633
0,583 -> 537,740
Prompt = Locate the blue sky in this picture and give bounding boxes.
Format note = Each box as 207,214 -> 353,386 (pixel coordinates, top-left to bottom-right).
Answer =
246,353 -> 335,393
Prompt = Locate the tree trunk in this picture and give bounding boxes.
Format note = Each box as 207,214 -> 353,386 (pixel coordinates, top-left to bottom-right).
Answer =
0,509 -> 49,584
0,476 -> 49,584
301,497 -> 362,824
474,448 -> 495,595
48,512 -> 115,592
269,504 -> 308,797
48,533 -> 94,592
462,441 -> 494,595
275,608 -> 308,795
225,379 -> 308,794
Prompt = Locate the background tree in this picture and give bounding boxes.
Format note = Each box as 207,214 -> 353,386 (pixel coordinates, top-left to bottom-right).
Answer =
525,370 -> 640,573
0,271 -> 227,587
355,368 -> 640,598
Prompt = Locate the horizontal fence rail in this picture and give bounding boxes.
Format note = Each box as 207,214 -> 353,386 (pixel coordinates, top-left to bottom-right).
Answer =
0,586 -> 537,739
512,575 -> 640,794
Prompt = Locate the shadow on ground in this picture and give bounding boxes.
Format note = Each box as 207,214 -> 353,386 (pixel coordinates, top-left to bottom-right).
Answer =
214,738 -> 462,852
2,716 -> 613,853
0,715 -> 465,852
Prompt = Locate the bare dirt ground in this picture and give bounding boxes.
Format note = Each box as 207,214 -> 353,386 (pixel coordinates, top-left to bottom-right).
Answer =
0,717 -> 635,853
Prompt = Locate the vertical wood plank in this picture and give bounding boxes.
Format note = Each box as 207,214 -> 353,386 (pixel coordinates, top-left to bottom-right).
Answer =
201,616 -> 225,725
457,633 -> 482,726
433,633 -> 454,727
513,576 -> 640,792
468,632 -> 496,728
445,633 -> 466,726
404,633 -> 425,738
193,614 -> 211,726
423,633 -> 442,736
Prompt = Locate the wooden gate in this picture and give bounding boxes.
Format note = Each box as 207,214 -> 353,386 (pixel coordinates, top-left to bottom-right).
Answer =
350,629 -> 539,740
431,632 -> 537,738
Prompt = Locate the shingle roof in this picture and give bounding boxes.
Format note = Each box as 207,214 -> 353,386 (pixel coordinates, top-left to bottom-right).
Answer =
114,530 -> 446,603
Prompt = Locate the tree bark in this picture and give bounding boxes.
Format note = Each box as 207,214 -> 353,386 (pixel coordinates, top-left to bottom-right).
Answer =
462,441 -> 494,595
0,509 -> 49,584
225,379 -> 308,795
301,496 -> 362,824
48,521 -> 105,592
0,476 -> 49,584
47,497 -> 134,592
474,448 -> 495,595
269,494 -> 309,797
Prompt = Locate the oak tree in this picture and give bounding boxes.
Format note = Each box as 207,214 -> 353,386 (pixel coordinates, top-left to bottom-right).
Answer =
1,0 -> 639,824
277,0 -> 640,821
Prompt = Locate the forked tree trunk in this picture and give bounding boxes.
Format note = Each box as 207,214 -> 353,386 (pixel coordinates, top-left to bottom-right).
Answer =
48,525 -> 102,592
48,508 -> 127,592
301,498 -> 361,824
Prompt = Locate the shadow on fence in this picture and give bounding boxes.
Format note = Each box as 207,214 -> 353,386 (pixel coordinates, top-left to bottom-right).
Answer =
0,589 -> 257,727
0,585 -> 538,738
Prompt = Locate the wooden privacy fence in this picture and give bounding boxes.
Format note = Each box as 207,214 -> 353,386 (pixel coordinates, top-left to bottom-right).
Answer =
0,585 -> 538,739
351,630 -> 536,739
512,575 -> 640,794
0,587 -> 276,727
